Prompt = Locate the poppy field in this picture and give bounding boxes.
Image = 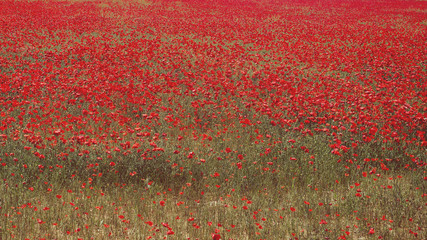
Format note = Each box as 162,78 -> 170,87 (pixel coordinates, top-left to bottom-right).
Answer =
0,0 -> 426,239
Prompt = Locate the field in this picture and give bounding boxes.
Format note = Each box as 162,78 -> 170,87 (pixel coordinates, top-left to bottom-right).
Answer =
0,0 -> 426,239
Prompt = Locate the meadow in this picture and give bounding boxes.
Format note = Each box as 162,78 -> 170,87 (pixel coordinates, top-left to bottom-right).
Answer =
0,0 -> 426,239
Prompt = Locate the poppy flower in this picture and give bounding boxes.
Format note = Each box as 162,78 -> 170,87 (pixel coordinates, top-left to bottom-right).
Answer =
212,233 -> 221,240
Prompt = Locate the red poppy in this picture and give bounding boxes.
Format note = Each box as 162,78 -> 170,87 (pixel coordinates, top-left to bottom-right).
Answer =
212,233 -> 221,240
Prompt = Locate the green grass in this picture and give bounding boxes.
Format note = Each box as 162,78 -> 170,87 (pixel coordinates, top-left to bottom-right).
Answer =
1,115 -> 425,239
